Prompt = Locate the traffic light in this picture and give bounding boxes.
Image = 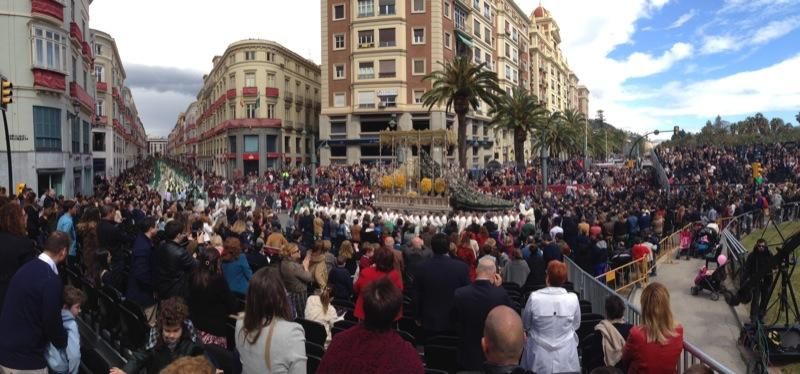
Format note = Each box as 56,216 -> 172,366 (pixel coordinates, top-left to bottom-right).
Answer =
0,77 -> 12,111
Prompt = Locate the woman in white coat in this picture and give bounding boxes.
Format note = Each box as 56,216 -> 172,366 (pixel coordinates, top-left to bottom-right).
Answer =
521,260 -> 581,374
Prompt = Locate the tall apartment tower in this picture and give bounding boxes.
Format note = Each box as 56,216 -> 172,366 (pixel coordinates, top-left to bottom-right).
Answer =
320,0 -> 588,167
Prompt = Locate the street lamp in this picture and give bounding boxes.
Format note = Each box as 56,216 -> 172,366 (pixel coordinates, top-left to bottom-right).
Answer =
627,129 -> 670,163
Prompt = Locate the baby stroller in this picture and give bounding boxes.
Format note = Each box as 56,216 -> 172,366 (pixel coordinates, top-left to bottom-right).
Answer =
691,254 -> 729,301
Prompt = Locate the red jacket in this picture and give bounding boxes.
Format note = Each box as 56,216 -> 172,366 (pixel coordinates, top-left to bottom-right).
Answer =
632,244 -> 650,261
317,324 -> 423,374
623,325 -> 684,374
353,267 -> 403,320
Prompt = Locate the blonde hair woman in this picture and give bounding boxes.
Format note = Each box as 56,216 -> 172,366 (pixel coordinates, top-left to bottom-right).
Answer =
622,282 -> 683,373
279,243 -> 313,318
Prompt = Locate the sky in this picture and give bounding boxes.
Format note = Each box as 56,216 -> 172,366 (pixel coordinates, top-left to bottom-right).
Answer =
90,0 -> 800,139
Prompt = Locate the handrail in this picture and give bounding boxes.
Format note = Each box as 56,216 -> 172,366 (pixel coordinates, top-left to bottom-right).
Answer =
596,256 -> 648,293
564,256 -> 736,373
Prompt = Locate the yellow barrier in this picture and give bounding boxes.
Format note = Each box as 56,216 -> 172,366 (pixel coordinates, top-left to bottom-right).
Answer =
597,256 -> 649,293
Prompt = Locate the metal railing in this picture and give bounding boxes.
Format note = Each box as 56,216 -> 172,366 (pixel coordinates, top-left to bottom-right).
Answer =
565,256 -> 736,373
596,256 -> 649,293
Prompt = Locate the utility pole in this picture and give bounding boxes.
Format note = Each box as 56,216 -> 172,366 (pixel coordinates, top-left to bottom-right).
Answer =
597,110 -> 606,162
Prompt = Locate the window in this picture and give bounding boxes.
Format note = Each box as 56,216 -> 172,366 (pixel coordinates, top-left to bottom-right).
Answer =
413,28 -> 425,44
266,52 -> 275,61
505,43 -> 510,57
512,28 -> 518,42
358,61 -> 374,79
474,48 -> 481,63
267,104 -> 275,118
32,26 -> 67,73
245,72 -> 255,87
93,132 -> 105,152
358,30 -> 374,47
266,72 -> 276,86
96,99 -> 104,116
413,0 -> 425,12
454,7 -> 467,30
378,0 -> 395,15
82,120 -> 89,153
33,106 -> 61,151
245,51 -> 256,60
358,0 -> 373,17
333,34 -> 345,49
505,65 -> 511,79
485,53 -> 492,69
334,92 -> 346,107
413,90 -> 425,104
379,94 -> 397,107
444,32 -> 452,48
378,59 -> 396,78
483,3 -> 490,18
332,4 -> 345,20
95,43 -> 102,56
474,20 -> 481,37
444,1 -> 450,17
71,116 -> 80,153
412,59 -> 425,75
244,135 -> 259,152
379,28 -> 396,47
246,104 -> 256,119
334,64 -> 345,79
473,0 -> 480,9
95,65 -> 104,82
485,27 -> 491,45
358,91 -> 374,108
266,135 -> 277,152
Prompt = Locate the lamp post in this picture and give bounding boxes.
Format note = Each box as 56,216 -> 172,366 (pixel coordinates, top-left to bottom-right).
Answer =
627,129 -> 671,167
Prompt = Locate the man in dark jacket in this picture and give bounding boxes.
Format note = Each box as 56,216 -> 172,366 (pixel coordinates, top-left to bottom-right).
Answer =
128,217 -> 159,324
0,232 -> 69,372
482,306 -> 531,374
452,256 -> 513,371
744,238 -> 776,324
414,233 -> 470,338
155,220 -> 196,301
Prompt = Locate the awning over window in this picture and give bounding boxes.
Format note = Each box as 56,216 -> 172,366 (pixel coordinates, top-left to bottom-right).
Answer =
455,29 -> 473,49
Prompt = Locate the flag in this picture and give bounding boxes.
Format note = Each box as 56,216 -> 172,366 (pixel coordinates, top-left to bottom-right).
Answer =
255,93 -> 261,110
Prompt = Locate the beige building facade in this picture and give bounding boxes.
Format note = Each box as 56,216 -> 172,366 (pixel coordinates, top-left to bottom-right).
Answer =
319,1 -> 588,167
169,40 -> 321,178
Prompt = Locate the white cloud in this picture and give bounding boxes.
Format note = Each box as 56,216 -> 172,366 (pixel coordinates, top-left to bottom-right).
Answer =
751,18 -> 800,44
667,9 -> 696,29
701,35 -> 737,54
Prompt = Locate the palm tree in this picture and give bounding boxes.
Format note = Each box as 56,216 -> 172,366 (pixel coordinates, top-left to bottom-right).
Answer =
421,56 -> 501,168
487,87 -> 547,168
533,111 -> 579,159
561,107 -> 587,161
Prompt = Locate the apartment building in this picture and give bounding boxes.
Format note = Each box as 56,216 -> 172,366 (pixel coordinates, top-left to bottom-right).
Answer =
319,0 -> 588,167
148,136 -> 167,156
0,0 -> 96,197
169,39 -> 321,178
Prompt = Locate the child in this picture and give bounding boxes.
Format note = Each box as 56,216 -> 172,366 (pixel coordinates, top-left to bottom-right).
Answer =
46,285 -> 84,374
110,297 -> 205,374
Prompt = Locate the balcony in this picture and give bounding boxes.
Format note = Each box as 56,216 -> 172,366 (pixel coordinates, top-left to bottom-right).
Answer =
31,0 -> 64,22
226,88 -> 236,100
112,87 -> 119,99
358,42 -> 375,49
296,95 -> 305,105
96,81 -> 107,92
284,92 -> 294,102
305,98 -> 313,108
242,87 -> 258,97
69,22 -> 83,46
31,68 -> 66,91
265,87 -> 279,98
82,41 -> 93,61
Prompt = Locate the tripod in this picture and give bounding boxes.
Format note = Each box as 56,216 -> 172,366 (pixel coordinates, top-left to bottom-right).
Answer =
765,259 -> 800,326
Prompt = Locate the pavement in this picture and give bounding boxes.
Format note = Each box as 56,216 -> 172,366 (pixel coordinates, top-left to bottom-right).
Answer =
635,257 -> 748,373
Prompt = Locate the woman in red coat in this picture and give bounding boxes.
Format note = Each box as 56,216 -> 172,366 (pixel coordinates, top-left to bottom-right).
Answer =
353,246 -> 403,320
456,233 -> 477,281
622,282 -> 683,373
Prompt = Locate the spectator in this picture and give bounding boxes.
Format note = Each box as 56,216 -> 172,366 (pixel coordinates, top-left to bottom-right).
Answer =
744,238 -> 776,324
307,240 -> 330,291
337,240 -> 358,276
189,247 -> 237,347
0,232 -> 69,373
265,225 -> 288,250
76,206 -> 100,282
414,233 -> 470,338
56,200 -> 78,262
0,201 -> 37,310
160,356 -> 215,374
127,217 -> 159,325
482,305 -> 530,374
521,261 -> 581,374
155,219 -> 196,301
236,268 -> 307,374
111,297 -> 205,374
354,246 -> 403,320
501,249 -> 530,288
279,243 -> 313,318
622,282 -> 683,373
586,295 -> 633,370
402,236 -> 432,287
328,253 -> 354,301
305,286 -> 339,347
45,285 -> 84,374
456,233 -> 478,281
221,237 -> 253,297
452,256 -> 513,371
317,277 -> 424,374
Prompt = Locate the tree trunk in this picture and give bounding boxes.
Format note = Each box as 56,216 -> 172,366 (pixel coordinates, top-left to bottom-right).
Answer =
514,129 -> 526,170
455,98 -> 469,170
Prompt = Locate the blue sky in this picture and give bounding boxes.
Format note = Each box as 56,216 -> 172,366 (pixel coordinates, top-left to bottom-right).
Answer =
91,0 -> 800,137
518,0 -> 800,138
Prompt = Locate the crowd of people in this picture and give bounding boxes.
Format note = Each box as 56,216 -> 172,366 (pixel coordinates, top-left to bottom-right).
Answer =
0,140 -> 797,374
